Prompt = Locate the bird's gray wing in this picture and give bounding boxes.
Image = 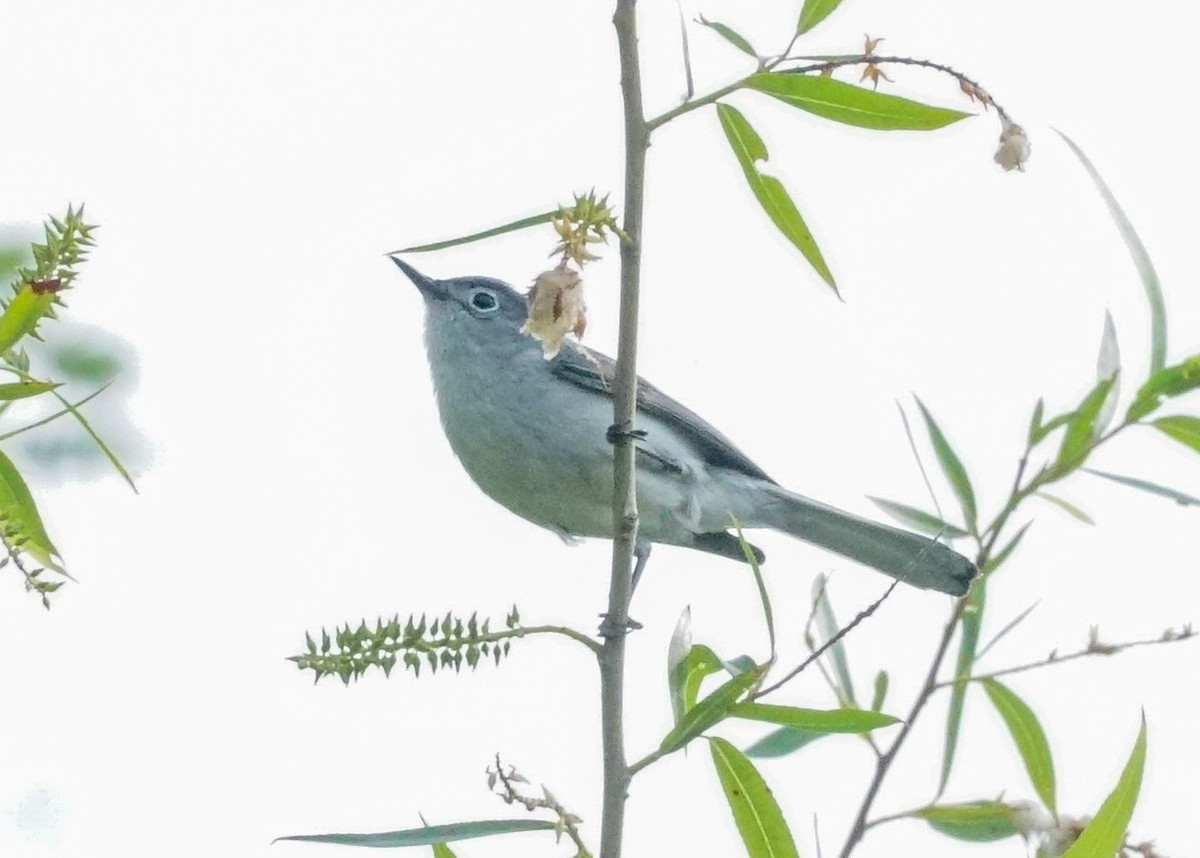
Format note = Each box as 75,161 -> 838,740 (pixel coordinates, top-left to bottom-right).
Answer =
550,345 -> 776,484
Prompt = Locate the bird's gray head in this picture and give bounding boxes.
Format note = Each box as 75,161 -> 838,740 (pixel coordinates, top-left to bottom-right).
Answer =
390,256 -> 528,334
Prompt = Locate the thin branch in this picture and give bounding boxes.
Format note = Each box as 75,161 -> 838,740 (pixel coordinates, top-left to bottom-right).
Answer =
779,55 -> 1011,121
489,755 -> 592,858
752,580 -> 899,700
937,625 -> 1195,689
837,597 -> 966,858
599,2 -> 649,858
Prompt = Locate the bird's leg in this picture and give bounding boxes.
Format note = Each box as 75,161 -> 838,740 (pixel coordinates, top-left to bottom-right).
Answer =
598,541 -> 651,638
606,422 -> 648,444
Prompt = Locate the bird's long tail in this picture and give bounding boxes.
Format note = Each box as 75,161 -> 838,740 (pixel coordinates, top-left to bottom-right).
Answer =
755,483 -> 977,595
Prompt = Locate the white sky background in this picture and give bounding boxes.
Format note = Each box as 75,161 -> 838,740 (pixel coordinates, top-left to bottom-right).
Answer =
1,1 -> 1197,856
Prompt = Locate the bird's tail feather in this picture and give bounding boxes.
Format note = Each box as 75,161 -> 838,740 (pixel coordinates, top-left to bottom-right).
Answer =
756,484 -> 976,596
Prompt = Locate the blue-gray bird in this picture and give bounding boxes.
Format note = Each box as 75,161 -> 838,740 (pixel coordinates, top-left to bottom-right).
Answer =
394,257 -> 975,596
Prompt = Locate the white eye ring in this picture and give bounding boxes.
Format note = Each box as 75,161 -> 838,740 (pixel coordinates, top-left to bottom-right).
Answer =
470,290 -> 498,312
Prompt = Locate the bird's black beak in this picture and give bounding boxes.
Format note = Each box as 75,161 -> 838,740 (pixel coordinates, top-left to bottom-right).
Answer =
389,256 -> 447,301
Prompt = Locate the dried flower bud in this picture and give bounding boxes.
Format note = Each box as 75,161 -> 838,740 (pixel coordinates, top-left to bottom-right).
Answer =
994,119 -> 1031,172
1011,799 -> 1054,835
522,264 -> 587,359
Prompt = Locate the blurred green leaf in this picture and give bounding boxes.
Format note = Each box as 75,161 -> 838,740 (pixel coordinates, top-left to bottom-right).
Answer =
1083,468 -> 1200,507
982,679 -> 1057,816
715,103 -> 836,291
744,727 -> 828,758
911,802 -> 1020,842
0,381 -> 59,401
709,737 -> 800,858
1053,378 -> 1115,474
915,398 -> 977,532
697,16 -> 756,57
51,342 -> 122,383
747,73 -> 969,130
811,573 -> 857,706
1057,131 -> 1166,373
1126,354 -> 1200,421
796,0 -> 845,33
660,666 -> 763,754
939,579 -> 985,796
868,497 -> 969,539
1061,716 -> 1147,858
1036,491 -> 1094,525
983,521 -> 1032,574
730,702 -> 898,732
431,843 -> 458,858
1153,415 -> 1200,453
275,819 -> 554,848
871,670 -> 889,712
0,448 -> 63,573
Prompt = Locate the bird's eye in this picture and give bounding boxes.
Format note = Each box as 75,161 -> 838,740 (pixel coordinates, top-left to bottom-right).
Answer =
471,290 -> 498,312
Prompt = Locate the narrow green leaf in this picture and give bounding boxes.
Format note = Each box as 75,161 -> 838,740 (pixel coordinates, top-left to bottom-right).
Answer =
667,607 -> 695,723
915,398 -> 977,531
709,737 -> 801,858
1153,415 -> 1200,453
730,702 -> 898,732
1061,716 -> 1147,858
1095,311 -> 1122,433
1126,354 -> 1200,421
660,667 -> 763,754
744,727 -> 827,758
735,523 -> 775,659
391,210 -> 558,254
811,573 -> 857,707
670,643 -> 726,722
982,521 -> 1032,575
274,819 -> 555,847
715,102 -> 836,292
1031,408 -> 1077,447
0,381 -> 60,400
1027,398 -> 1045,447
796,0 -> 845,34
867,498 -> 969,539
0,449 -> 63,573
1083,468 -> 1200,507
420,815 -> 460,858
977,600 -> 1039,659
871,670 -> 889,712
0,287 -> 57,354
1053,378 -> 1115,474
1056,131 -> 1166,372
911,802 -> 1020,842
697,16 -> 757,57
982,679 -> 1057,816
939,578 -> 985,796
1036,491 -> 1095,525
748,73 -> 969,131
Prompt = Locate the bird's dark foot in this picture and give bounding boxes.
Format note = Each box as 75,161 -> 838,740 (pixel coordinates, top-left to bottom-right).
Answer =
598,613 -> 643,639
606,423 -> 648,444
